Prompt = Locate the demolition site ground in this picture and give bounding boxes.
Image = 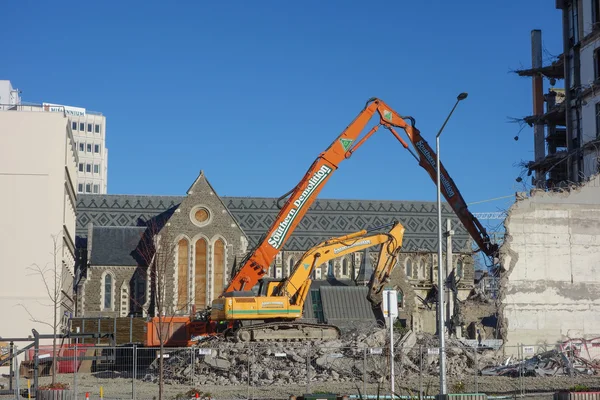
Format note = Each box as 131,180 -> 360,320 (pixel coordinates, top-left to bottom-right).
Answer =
3,328 -> 600,399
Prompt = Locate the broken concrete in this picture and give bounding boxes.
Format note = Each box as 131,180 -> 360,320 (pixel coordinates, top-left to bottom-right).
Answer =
144,330 -> 504,386
499,173 -> 600,353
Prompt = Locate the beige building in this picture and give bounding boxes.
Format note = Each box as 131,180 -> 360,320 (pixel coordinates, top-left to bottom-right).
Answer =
0,110 -> 78,341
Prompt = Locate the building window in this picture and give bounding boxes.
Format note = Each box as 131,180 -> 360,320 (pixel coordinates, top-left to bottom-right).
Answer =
342,258 -> 349,276
214,239 -> 226,297
86,164 -> 91,173
72,121 -> 77,130
93,164 -> 99,174
94,144 -> 100,153
85,183 -> 91,193
95,124 -> 100,133
569,2 -> 579,44
78,163 -> 84,172
87,123 -> 92,132
79,122 -> 84,131
594,0 -> 600,26
457,259 -> 463,278
195,238 -> 208,309
310,290 -> 324,322
177,238 -> 189,312
287,257 -> 295,276
79,143 -> 84,152
596,103 -> 600,138
93,184 -> 99,193
78,183 -> 83,193
104,273 -> 113,310
87,143 -> 92,153
405,259 -> 412,278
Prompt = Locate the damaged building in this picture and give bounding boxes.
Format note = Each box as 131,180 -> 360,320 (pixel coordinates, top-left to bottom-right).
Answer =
74,171 -> 480,336
500,174 -> 600,351
515,1 -> 600,189
500,1 -> 600,354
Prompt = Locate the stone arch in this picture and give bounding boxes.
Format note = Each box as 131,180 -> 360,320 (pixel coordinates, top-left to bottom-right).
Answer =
211,235 -> 228,300
342,257 -> 350,277
100,270 -> 116,312
175,235 -> 190,312
405,258 -> 413,279
192,233 -> 210,309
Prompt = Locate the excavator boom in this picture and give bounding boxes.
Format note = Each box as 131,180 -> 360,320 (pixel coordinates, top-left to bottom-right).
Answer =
224,97 -> 497,296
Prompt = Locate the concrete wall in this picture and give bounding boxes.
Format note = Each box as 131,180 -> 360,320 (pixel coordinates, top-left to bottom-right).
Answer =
0,111 -> 77,342
500,174 -> 600,351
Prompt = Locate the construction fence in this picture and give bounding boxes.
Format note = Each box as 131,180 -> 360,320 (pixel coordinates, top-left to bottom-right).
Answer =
2,339 -> 600,400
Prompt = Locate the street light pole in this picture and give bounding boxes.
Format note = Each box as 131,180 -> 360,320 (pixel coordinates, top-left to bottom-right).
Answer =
436,92 -> 468,396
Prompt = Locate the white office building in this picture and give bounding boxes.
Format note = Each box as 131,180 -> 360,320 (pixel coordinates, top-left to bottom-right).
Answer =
0,80 -> 109,194
43,103 -> 109,194
68,110 -> 109,194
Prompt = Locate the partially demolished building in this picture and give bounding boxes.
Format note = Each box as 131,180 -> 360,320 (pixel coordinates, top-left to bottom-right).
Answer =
499,173 -> 600,351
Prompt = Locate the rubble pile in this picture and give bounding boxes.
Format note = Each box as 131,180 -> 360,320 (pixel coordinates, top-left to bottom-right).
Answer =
481,349 -> 600,377
143,329 -> 598,386
143,329 -> 500,386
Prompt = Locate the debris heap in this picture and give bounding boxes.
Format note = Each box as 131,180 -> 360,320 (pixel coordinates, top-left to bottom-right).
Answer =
143,329 -> 598,386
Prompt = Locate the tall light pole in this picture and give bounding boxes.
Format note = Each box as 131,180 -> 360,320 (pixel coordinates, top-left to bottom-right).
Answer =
436,92 -> 468,396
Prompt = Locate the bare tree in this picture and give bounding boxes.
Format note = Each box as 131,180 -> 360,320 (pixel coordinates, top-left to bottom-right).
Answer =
132,217 -> 192,400
18,232 -> 72,386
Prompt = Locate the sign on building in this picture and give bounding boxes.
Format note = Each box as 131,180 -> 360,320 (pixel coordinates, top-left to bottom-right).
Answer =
43,102 -> 86,117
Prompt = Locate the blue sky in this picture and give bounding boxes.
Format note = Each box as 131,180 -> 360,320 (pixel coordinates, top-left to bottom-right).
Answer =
2,1 -> 563,227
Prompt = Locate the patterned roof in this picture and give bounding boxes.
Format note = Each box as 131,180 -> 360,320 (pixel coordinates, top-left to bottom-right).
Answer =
89,226 -> 146,266
76,194 -> 470,252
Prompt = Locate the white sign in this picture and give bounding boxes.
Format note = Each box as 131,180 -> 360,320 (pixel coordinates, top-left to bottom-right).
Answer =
197,348 -> 211,355
369,347 -> 383,355
523,346 -> 535,355
274,353 -> 287,357
382,290 -> 398,318
43,102 -> 86,117
427,348 -> 439,355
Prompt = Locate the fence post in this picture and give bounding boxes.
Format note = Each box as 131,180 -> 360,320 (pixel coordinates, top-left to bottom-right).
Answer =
13,345 -> 19,400
305,341 -> 311,395
9,342 -> 13,393
363,346 -> 367,397
474,344 -> 478,394
191,346 -> 195,384
247,344 -> 251,400
132,344 -> 137,400
419,345 -> 423,400
519,344 -> 523,396
74,342 -> 78,399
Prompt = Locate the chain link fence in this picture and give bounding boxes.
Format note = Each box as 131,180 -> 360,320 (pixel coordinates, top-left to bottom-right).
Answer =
2,339 -> 600,399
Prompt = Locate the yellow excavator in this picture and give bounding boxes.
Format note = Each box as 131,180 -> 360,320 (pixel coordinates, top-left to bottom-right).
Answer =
210,221 -> 405,342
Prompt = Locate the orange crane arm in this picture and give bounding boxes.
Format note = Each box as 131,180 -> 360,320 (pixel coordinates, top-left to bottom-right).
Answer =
225,98 -> 496,294
367,98 -> 498,259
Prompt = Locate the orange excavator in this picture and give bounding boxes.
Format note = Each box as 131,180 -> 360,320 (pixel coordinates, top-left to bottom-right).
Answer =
226,97 -> 497,295
145,97 -> 498,347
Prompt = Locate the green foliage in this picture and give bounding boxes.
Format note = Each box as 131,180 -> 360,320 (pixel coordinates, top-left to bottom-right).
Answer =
451,380 -> 465,393
570,384 -> 590,392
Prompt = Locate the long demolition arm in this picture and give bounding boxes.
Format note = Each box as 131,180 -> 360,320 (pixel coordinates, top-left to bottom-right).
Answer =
225,98 -> 497,294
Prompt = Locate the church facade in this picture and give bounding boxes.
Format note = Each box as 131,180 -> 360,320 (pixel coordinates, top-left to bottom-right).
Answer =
74,171 -> 475,333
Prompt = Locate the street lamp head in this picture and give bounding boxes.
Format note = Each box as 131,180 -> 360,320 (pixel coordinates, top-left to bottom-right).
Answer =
457,92 -> 468,101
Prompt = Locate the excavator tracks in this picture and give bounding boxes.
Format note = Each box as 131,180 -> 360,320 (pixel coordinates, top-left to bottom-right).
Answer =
230,321 -> 341,343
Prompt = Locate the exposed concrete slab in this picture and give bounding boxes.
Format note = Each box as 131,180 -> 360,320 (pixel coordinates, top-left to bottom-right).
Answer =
500,174 -> 600,353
